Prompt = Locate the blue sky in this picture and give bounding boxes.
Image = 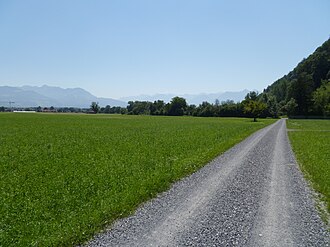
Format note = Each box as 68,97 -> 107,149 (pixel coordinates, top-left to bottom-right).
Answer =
0,0 -> 329,99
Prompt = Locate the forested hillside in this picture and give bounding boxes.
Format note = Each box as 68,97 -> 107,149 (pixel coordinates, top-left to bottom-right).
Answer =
263,39 -> 330,117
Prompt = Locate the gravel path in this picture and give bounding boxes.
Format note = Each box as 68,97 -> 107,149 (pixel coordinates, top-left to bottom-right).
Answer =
85,119 -> 329,246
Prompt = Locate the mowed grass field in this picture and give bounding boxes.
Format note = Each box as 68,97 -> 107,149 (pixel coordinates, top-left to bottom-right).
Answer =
287,119 -> 330,214
0,113 -> 275,246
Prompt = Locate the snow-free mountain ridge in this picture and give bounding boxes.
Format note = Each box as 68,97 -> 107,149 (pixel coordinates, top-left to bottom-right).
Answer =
1,85 -> 251,108
0,85 -> 127,108
120,90 -> 250,105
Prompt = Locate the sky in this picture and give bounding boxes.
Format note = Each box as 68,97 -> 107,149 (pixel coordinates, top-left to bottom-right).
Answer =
0,0 -> 329,99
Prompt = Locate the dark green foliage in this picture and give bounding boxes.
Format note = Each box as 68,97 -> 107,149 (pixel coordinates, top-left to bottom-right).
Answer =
313,80 -> 330,117
151,100 -> 166,115
127,101 -> 153,115
259,93 -> 279,118
242,91 -> 267,122
196,101 -> 215,117
284,98 -> 298,116
186,104 -> 197,116
90,102 -> 100,113
166,97 -> 188,116
288,73 -> 314,115
219,100 -> 244,117
264,39 -> 330,117
100,105 -> 124,114
126,100 -> 166,115
102,105 -> 111,113
125,99 -> 247,118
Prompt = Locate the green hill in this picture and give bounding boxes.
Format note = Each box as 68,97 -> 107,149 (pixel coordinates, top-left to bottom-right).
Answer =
263,39 -> 330,117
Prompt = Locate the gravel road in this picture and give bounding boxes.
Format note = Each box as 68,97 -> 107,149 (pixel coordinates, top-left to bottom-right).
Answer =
85,119 -> 329,246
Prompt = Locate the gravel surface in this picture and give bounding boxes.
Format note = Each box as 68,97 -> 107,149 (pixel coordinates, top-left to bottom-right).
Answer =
84,119 -> 329,246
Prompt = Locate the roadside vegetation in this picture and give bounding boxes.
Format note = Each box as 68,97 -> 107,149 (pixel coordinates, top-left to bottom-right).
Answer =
287,120 -> 330,215
0,113 -> 275,246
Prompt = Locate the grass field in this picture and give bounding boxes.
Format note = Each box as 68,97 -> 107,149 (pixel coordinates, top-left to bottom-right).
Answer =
287,119 -> 330,215
0,113 -> 275,246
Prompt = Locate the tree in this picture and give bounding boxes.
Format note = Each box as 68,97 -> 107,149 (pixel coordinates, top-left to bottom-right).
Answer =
104,105 -> 111,114
166,97 -> 187,116
151,100 -> 166,115
197,101 -> 215,117
243,91 -> 267,122
90,102 -> 100,113
127,101 -> 134,113
288,73 -> 314,115
260,93 -> 279,118
245,91 -> 258,101
313,80 -> 330,116
284,98 -> 298,116
186,104 -> 197,116
127,101 -> 152,115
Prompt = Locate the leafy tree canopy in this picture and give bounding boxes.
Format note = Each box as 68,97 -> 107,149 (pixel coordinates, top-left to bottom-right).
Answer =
90,102 -> 100,113
242,91 -> 267,122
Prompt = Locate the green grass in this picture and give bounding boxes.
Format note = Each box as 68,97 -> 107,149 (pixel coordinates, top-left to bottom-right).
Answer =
0,113 -> 275,246
287,119 -> 330,214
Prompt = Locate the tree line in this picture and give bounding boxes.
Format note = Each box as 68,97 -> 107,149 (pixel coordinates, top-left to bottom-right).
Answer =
90,91 -> 269,122
92,39 -> 330,119
125,92 -> 269,121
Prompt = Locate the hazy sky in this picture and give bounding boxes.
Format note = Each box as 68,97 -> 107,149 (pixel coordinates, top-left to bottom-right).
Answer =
0,0 -> 329,99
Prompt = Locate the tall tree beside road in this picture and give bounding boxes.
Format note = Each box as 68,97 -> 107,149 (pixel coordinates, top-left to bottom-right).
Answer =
243,91 -> 267,122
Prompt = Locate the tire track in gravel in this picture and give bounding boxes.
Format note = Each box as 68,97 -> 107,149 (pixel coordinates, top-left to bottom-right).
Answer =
84,119 -> 329,246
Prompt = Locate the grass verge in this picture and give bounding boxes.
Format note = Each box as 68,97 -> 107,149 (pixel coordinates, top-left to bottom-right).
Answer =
0,113 -> 275,246
287,119 -> 330,220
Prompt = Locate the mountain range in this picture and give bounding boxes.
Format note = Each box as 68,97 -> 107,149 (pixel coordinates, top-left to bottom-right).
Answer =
119,90 -> 250,105
0,85 -> 127,108
0,85 -> 251,108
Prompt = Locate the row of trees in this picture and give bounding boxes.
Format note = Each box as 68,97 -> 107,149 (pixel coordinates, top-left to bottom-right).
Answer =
91,39 -> 330,119
90,91 -> 270,121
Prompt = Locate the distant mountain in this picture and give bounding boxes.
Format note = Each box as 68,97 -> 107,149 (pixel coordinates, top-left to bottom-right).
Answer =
120,90 -> 250,105
0,85 -> 127,108
0,85 -> 251,108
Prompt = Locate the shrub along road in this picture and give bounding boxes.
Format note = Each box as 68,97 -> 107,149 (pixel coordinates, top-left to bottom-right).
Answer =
85,119 -> 329,246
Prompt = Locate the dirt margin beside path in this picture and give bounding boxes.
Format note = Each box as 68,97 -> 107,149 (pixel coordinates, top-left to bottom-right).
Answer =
84,119 -> 329,246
